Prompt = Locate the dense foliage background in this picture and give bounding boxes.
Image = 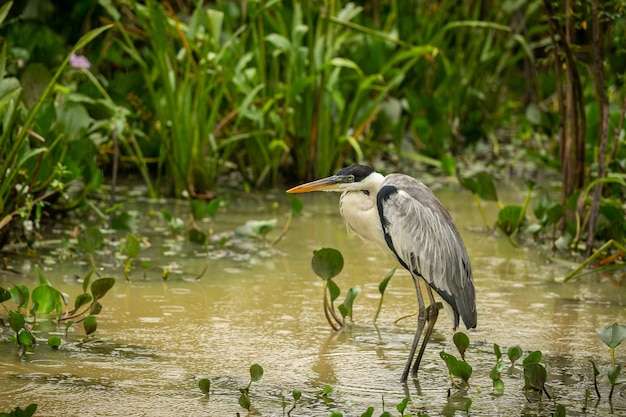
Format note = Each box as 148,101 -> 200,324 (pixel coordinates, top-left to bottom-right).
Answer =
0,0 -> 625,270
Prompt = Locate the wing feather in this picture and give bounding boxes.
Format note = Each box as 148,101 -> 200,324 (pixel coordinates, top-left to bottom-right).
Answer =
377,174 -> 476,330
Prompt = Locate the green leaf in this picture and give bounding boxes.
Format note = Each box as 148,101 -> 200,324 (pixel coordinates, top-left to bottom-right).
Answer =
78,227 -> 104,253
396,397 -> 410,413
74,293 -> 93,310
496,205 -> 523,236
508,345 -> 522,365
494,343 -> 502,360
0,2 -> 13,26
0,286 -> 11,303
523,350 -> 542,366
291,389 -> 301,401
473,171 -> 499,201
18,329 -> 35,347
287,195 -> 303,216
327,279 -> 340,302
589,359 -> 600,377
312,248 -> 344,280
198,378 -> 210,395
91,277 -> 115,302
338,286 -> 361,320
125,234 -> 141,258
440,351 -> 458,375
10,285 -> 29,308
440,155 -> 456,176
35,264 -> 51,285
47,336 -> 62,350
8,311 -> 25,334
523,362 -> 547,391
493,378 -> 504,392
453,332 -> 470,359
596,323 -> 626,349
608,364 -> 622,385
378,267 -> 395,294
31,284 -> 62,315
456,360 -> 473,383
238,392 -> 250,411
250,363 -> 263,382
360,407 -> 374,417
188,228 -> 207,244
207,197 -> 222,218
83,316 -> 97,335
82,270 -> 95,294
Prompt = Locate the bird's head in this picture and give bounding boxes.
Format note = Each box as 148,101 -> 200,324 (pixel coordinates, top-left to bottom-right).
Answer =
287,164 -> 383,194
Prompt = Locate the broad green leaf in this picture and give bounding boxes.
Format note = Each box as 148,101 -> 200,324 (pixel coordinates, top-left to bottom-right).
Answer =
78,227 -> 104,252
198,378 -> 210,395
91,277 -> 115,301
10,285 -> 28,308
0,286 -> 11,303
493,378 -> 504,392
8,311 -> 25,334
18,329 -> 35,347
312,248 -> 344,280
523,350 -> 542,366
31,284 -> 62,315
453,332 -> 470,359
327,279 -> 340,303
250,363 -> 264,382
82,270 -> 95,294
292,389 -> 301,401
83,316 -> 97,335
440,351 -> 458,375
608,364 -> 622,385
473,171 -> 499,201
125,234 -> 141,258
238,392 -> 251,410
508,345 -> 522,365
597,323 -> 626,349
496,205 -> 523,236
35,264 -> 51,285
188,228 -> 207,244
47,336 -> 62,350
494,343 -> 502,360
207,197 -> 222,218
523,362 -> 547,391
74,293 -> 93,310
456,360 -> 473,382
90,301 -> 102,315
338,286 -> 361,320
440,154 -> 456,176
396,397 -> 410,413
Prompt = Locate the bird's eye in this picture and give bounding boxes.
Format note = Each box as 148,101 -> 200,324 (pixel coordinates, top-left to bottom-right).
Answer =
346,175 -> 355,182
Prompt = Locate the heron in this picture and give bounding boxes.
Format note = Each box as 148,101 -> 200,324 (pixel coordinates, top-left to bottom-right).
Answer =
287,164 -> 476,382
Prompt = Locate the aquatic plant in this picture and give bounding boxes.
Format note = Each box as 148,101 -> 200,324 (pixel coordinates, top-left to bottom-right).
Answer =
239,363 -> 264,412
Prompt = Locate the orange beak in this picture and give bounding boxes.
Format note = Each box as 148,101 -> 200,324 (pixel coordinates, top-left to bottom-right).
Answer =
286,176 -> 342,193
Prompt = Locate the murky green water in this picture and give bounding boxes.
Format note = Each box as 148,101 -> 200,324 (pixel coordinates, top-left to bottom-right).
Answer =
1,186 -> 624,416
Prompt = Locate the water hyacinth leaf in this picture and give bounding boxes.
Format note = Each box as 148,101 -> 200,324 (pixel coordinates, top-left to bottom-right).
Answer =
78,226 -> 104,252
239,392 -> 250,410
456,360 -> 473,383
83,316 -> 97,335
493,378 -> 504,392
188,228 -> 207,244
292,389 -> 301,401
508,345 -> 523,365
91,277 -> 115,301
494,343 -> 502,360
8,311 -> 25,334
10,285 -> 28,308
74,293 -> 92,310
496,205 -> 523,236
0,286 -> 11,303
360,407 -> 374,417
18,329 -> 35,347
82,270 -> 95,294
378,267 -> 395,294
440,351 -> 458,375
608,365 -> 621,386
35,264 -> 51,285
198,378 -> 210,395
47,336 -> 62,350
453,332 -> 470,359
312,248 -> 344,280
90,301 -> 102,315
31,284 -> 62,315
524,362 -> 547,391
472,171 -> 499,202
596,323 -> 626,349
327,279 -> 340,302
396,397 -> 410,413
125,233 -> 141,258
250,363 -> 263,382
338,286 -> 361,320
523,350 -> 542,366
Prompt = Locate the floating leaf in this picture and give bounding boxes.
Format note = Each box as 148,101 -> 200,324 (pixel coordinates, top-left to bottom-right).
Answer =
596,323 -> 626,349
83,316 -> 97,335
91,277 -> 115,302
125,233 -> 141,258
523,350 -> 542,366
78,226 -> 104,252
198,378 -> 211,395
453,332 -> 470,360
327,279 -> 340,302
312,248 -> 344,280
250,363 -> 263,382
47,336 -> 62,350
508,345 -> 522,365
523,362 -> 547,391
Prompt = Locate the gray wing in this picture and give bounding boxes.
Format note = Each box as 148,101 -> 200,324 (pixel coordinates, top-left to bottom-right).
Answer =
376,174 -> 476,330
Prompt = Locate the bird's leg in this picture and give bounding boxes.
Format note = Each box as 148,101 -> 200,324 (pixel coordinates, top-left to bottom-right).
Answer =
410,285 -> 438,378
400,276 -> 427,382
